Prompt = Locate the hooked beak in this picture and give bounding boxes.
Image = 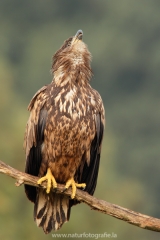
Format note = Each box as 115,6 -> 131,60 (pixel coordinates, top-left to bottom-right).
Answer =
75,29 -> 83,40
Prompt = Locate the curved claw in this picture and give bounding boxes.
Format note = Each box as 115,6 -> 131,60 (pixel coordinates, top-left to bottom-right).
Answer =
64,178 -> 86,199
37,168 -> 57,194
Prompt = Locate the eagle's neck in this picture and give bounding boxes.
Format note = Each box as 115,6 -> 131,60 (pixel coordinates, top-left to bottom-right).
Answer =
52,50 -> 92,87
53,64 -> 92,87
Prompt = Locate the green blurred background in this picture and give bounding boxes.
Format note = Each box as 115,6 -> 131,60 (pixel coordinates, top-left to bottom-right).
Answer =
0,0 -> 160,239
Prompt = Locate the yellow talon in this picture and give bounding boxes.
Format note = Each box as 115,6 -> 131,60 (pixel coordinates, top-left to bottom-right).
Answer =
37,168 -> 57,194
65,178 -> 86,199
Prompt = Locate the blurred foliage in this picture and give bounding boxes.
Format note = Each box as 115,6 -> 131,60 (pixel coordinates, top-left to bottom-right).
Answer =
0,0 -> 160,239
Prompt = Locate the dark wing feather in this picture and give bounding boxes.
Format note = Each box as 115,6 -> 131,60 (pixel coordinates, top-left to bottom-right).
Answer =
25,109 -> 47,203
25,148 -> 42,203
77,113 -> 104,196
24,85 -> 48,203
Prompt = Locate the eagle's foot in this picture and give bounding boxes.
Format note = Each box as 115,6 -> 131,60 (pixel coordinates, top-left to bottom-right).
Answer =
64,178 -> 86,199
37,168 -> 57,194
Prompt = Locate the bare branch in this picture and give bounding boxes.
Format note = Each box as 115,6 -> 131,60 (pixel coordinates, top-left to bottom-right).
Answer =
0,160 -> 160,232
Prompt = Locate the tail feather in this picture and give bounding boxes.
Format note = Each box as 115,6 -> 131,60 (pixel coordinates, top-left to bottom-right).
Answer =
34,189 -> 70,233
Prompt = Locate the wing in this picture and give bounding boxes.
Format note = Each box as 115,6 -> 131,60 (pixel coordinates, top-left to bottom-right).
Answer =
24,86 -> 48,203
79,89 -> 105,196
71,110 -> 104,209
80,112 -> 104,195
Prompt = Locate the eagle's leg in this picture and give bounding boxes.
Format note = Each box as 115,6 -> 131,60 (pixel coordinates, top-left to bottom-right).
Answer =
64,178 -> 86,199
37,168 -> 57,194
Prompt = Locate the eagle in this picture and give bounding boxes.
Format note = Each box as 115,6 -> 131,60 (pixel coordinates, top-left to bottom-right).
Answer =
24,30 -> 105,234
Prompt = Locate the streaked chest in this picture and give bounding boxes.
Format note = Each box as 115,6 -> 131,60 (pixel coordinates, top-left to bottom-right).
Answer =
48,84 -> 97,121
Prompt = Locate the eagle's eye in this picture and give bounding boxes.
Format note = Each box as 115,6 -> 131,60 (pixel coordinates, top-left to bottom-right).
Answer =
63,37 -> 72,50
67,41 -> 71,47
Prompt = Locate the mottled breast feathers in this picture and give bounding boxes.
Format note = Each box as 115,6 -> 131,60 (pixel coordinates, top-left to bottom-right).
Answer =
24,79 -> 104,200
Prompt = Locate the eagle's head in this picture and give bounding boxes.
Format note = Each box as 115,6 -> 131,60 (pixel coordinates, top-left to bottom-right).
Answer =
69,30 -> 86,55
51,30 -> 92,82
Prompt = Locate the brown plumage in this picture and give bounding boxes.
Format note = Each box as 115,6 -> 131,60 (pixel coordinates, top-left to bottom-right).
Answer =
24,30 -> 105,234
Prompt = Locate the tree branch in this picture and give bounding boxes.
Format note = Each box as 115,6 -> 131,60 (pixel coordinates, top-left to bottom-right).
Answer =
0,160 -> 160,232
